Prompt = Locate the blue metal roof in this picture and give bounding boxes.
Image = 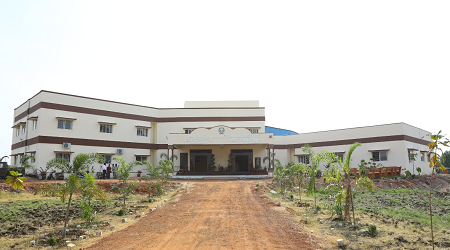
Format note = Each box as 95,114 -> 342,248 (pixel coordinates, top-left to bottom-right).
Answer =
265,126 -> 298,135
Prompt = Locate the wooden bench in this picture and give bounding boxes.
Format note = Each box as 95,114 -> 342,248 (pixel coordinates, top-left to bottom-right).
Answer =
345,168 -> 360,178
368,167 -> 382,179
385,166 -> 394,176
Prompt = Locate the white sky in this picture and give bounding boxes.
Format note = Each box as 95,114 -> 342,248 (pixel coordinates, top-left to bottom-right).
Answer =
1,1 -> 449,164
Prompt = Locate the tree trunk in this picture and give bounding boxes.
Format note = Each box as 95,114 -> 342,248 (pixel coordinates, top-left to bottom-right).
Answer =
429,169 -> 435,250
63,193 -> 73,238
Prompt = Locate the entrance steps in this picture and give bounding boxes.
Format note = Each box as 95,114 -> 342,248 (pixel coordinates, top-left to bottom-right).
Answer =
170,175 -> 270,180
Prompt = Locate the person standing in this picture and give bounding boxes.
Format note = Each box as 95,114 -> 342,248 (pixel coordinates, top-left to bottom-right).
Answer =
102,163 -> 107,179
112,164 -> 118,179
107,164 -> 112,179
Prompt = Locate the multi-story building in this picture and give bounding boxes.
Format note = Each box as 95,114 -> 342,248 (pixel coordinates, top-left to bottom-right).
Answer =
10,90 -> 432,176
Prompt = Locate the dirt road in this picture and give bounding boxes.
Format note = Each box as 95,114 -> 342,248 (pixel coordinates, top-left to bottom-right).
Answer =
84,180 -> 328,250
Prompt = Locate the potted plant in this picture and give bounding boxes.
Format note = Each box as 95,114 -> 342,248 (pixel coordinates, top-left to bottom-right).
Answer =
137,170 -> 142,177
39,167 -> 47,180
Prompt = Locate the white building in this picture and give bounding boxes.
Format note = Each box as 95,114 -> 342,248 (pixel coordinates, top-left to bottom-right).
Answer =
10,90 -> 432,176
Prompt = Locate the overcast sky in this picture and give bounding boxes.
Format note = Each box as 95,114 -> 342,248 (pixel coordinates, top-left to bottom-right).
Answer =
1,1 -> 449,164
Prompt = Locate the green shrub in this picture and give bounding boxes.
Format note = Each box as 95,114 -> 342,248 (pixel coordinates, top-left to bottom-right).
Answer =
47,236 -> 57,246
368,224 -> 378,237
118,209 -> 125,216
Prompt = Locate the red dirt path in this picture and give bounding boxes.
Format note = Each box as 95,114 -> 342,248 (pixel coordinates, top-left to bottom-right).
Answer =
83,180 -> 330,250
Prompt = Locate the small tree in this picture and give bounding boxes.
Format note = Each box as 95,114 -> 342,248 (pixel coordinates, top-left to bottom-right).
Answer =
37,153 -> 103,237
139,160 -> 162,197
160,152 -> 178,162
79,173 -> 107,226
158,160 -> 174,183
272,163 -> 294,198
6,171 -> 27,190
0,155 -> 9,162
409,151 -> 418,175
292,163 -> 308,203
19,153 -> 36,170
263,152 -> 280,169
301,145 -> 334,211
427,131 -> 449,249
112,156 -> 140,212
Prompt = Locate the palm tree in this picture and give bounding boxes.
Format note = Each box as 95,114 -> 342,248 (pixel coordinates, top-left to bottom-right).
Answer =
38,153 -> 103,237
0,156 -> 9,162
263,152 -> 280,169
112,156 -> 141,212
160,152 -> 178,162
19,154 -> 36,170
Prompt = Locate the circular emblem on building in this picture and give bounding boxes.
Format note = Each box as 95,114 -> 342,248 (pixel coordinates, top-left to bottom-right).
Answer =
218,126 -> 225,134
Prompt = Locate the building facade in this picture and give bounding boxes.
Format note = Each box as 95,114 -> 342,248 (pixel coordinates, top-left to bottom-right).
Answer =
10,91 -> 432,176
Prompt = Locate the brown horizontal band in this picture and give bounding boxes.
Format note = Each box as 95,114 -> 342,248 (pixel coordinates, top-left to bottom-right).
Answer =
11,136 -> 169,151
274,135 -> 430,150
54,151 -> 74,154
15,101 -> 266,123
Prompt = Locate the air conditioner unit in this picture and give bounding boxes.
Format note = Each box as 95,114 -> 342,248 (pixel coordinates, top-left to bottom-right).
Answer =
63,142 -> 71,149
117,148 -> 124,154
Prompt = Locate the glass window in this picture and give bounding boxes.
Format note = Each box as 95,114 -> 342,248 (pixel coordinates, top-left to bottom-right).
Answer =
56,153 -> 71,162
136,156 -> 147,162
33,120 -> 38,130
22,125 -> 26,134
336,153 -> 344,161
30,153 -> 35,163
372,151 -> 388,161
298,155 -> 309,164
185,129 -> 193,134
57,120 -> 72,130
421,152 -> 425,161
16,128 -> 20,136
249,129 -> 258,134
137,128 -> 148,137
102,155 -> 112,164
100,124 -> 113,133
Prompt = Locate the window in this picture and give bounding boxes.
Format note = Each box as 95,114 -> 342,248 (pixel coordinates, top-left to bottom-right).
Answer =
421,152 -> 425,161
16,128 -> 20,137
180,153 -> 188,170
372,151 -> 388,161
56,153 -> 71,162
255,157 -> 261,169
335,153 -> 344,161
22,125 -> 26,134
136,156 -> 147,162
57,120 -> 72,130
30,153 -> 35,163
137,128 -> 148,137
102,155 -> 112,164
427,154 -> 431,162
298,155 -> 309,164
185,129 -> 193,134
100,124 -> 112,133
14,156 -> 18,165
249,129 -> 259,134
33,120 -> 38,130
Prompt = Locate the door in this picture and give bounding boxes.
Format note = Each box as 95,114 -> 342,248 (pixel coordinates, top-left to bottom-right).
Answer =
235,155 -> 249,172
194,155 -> 208,172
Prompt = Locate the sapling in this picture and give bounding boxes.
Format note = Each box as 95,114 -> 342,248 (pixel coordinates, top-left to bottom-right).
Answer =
111,157 -> 141,212
426,131 -> 449,250
5,171 -> 27,190
36,153 -> 103,238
